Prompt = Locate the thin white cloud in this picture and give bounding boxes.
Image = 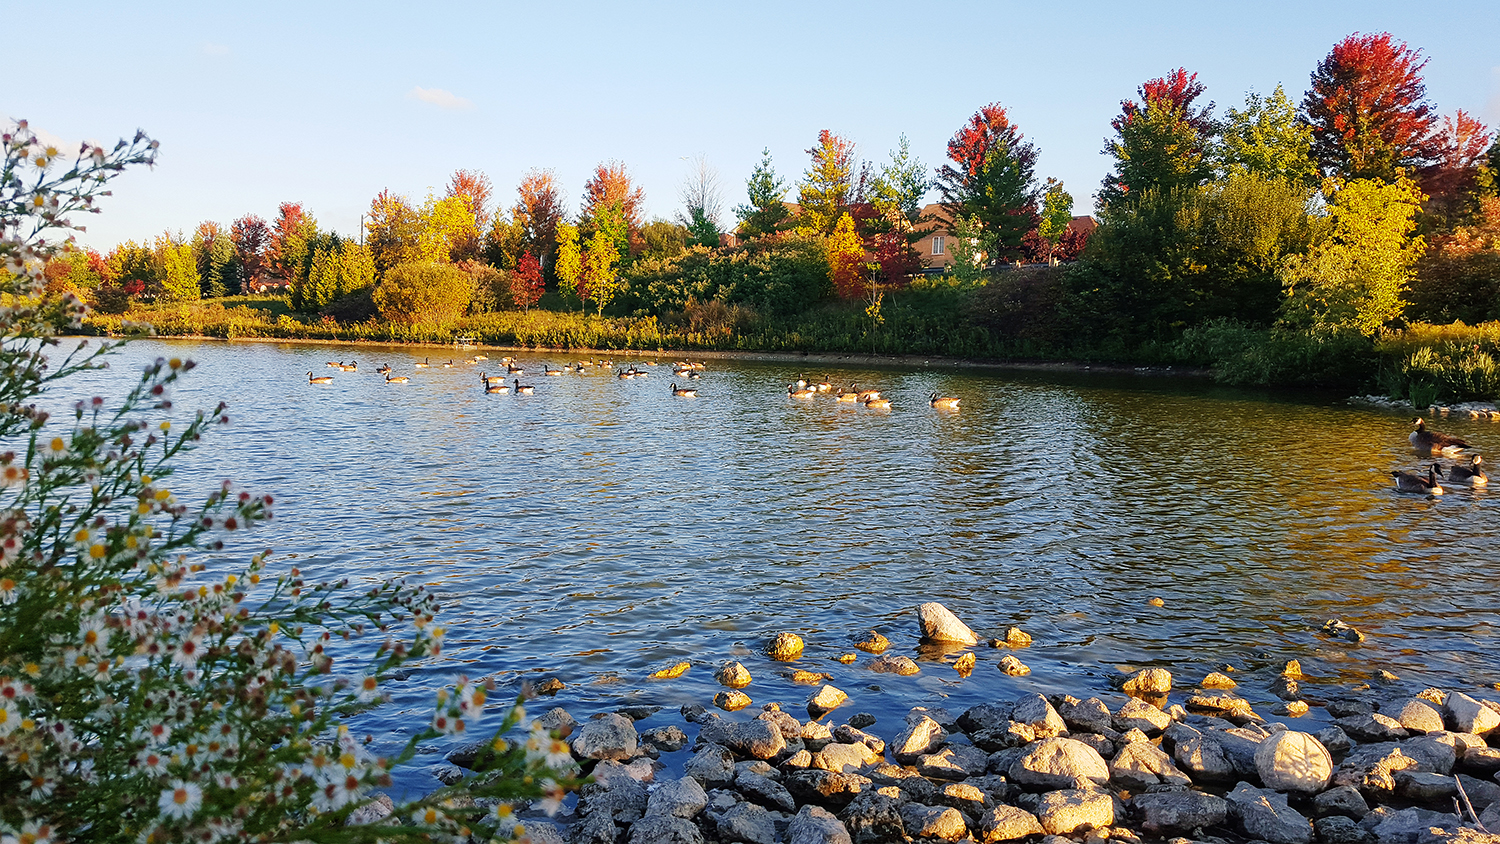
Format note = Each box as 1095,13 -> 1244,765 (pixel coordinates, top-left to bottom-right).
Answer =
407,86 -> 473,110
201,42 -> 230,57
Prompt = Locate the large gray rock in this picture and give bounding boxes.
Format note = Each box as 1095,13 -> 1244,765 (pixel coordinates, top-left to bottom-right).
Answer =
627,815 -> 705,844
1313,785 -> 1370,820
1401,734 -> 1458,775
1332,745 -> 1420,799
959,702 -> 1014,734
699,718 -> 786,761
918,602 -> 980,645
735,768 -> 795,812
572,713 -> 639,761
1009,738 -> 1110,789
788,804 -> 854,844
1110,740 -> 1192,789
1256,730 -> 1333,793
935,781 -> 991,823
837,791 -> 905,844
1335,713 -> 1410,743
1059,697 -> 1113,734
783,769 -> 872,811
814,742 -> 881,774
578,776 -> 648,823
1129,791 -> 1229,836
892,715 -> 947,764
1447,694 -> 1500,735
977,805 -> 1045,842
1227,781 -> 1312,844
1114,697 -> 1172,735
1395,698 -> 1447,734
900,804 -> 969,841
1036,788 -> 1114,835
1011,693 -> 1067,738
685,743 -> 736,788
918,745 -> 990,780
1315,815 -> 1376,844
716,802 -> 778,844
1168,724 -> 1237,782
808,685 -> 848,717
1358,807 -> 1462,844
646,777 -> 708,819
1395,770 -> 1457,802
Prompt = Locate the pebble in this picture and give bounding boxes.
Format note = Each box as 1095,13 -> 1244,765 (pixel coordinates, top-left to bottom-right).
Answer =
852,631 -> 889,654
953,652 -> 976,677
650,661 -> 691,679
998,655 -> 1030,676
767,632 -> 804,661
1003,626 -> 1032,646
714,690 -> 752,711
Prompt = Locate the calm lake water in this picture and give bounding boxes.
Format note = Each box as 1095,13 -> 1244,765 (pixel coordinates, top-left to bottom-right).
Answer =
57,338 -> 1500,790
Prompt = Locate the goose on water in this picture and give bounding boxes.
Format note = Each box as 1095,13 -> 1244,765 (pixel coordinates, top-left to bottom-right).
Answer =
671,383 -> 698,397
1392,464 -> 1444,494
415,358 -> 430,368
788,384 -> 816,399
480,372 -> 507,387
835,388 -> 860,402
814,376 -> 832,392
930,393 -> 961,409
513,379 -> 535,395
864,396 -> 892,409
486,381 -> 510,394
1447,454 -> 1488,486
376,364 -> 392,374
1411,417 -> 1470,454
308,371 -> 334,384
507,362 -> 524,374
340,361 -> 358,372
384,373 -> 410,384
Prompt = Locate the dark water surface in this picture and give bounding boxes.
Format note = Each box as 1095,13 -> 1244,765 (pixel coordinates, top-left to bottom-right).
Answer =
59,338 -> 1500,789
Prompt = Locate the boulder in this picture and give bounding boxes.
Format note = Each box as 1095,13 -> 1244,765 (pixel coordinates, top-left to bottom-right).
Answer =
1168,724 -> 1237,782
1332,745 -> 1419,799
787,804 -> 855,844
918,602 -> 980,645
1313,785 -> 1370,820
998,655 -> 1031,676
627,815 -> 705,844
685,743 -> 736,788
1335,713 -> 1409,743
1122,668 -> 1173,695
837,791 -> 905,844
768,632 -> 805,661
1448,694 -> 1500,735
814,742 -> 881,774
1395,770 -> 1457,802
758,707 -> 804,740
1129,791 -> 1229,836
1110,740 -> 1192,790
1255,731 -> 1334,793
1060,697 -> 1114,734
1114,697 -> 1172,735
832,725 -> 884,754
977,805 -> 1045,842
1009,738 -> 1110,789
579,775 -> 648,823
783,769 -> 872,811
715,802 -> 778,844
900,804 -> 969,841
1315,815 -> 1376,844
735,768 -> 796,812
852,631 -> 889,654
959,703 -> 1013,734
1227,782 -> 1312,844
918,745 -> 991,780
808,685 -> 848,718
716,662 -> 753,688
936,782 -> 991,822
646,777 -> 708,819
869,655 -> 920,676
892,715 -> 947,764
537,707 -> 579,737
1394,698 -> 1447,734
1011,693 -> 1067,738
572,713 -> 639,761
641,725 -> 689,753
1358,806 -> 1462,844
1036,788 -> 1114,835
1401,734 -> 1457,774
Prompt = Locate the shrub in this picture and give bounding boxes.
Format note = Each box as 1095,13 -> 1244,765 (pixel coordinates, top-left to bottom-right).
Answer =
371,261 -> 474,327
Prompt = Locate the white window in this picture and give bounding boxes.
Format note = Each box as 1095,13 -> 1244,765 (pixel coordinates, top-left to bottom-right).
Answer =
932,236 -> 945,256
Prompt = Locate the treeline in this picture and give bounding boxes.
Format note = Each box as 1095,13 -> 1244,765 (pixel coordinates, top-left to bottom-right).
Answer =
55,30 -> 1500,401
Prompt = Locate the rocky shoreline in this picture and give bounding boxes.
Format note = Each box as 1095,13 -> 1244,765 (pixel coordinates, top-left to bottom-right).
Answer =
421,603 -> 1499,844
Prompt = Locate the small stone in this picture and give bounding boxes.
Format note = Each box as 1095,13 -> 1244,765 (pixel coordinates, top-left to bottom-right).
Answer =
616,705 -> 660,721
900,803 -> 969,841
837,653 -> 857,663
684,743 -> 736,787
1271,676 -> 1301,701
1148,597 -> 1165,607
650,661 -> 691,679
848,713 -> 876,729
1274,701 -> 1311,717
1375,669 -> 1400,683
536,677 -> 565,694
869,655 -> 920,676
1012,693 -> 1067,737
736,768 -> 796,812
1282,660 -> 1305,677
1186,694 -> 1254,719
808,684 -> 848,718
1114,697 -> 1171,734
998,655 -> 1030,676
1313,785 -> 1369,820
1122,668 -> 1173,695
792,670 -> 832,685
715,661 -> 752,689
918,602 -> 981,645
833,725 -> 884,754
954,652 -> 976,677
768,632 -> 805,661
1332,713 -> 1407,742
1003,626 -> 1033,646
852,631 -> 889,653
627,815 -> 704,844
814,741 -> 881,774
892,715 -> 947,764
715,690 -> 752,711
1313,815 -> 1373,844
1059,697 -> 1113,734
1202,672 -> 1239,689
1320,619 -> 1364,643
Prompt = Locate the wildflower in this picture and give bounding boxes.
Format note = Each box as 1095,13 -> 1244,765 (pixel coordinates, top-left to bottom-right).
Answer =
172,634 -> 203,670
41,436 -> 69,459
0,701 -> 22,736
545,734 -> 573,770
157,780 -> 203,820
356,674 -> 378,702
0,577 -> 17,604
536,778 -> 566,816
136,748 -> 168,774
79,617 -> 109,654
411,806 -> 444,826
0,462 -> 27,488
16,820 -> 55,844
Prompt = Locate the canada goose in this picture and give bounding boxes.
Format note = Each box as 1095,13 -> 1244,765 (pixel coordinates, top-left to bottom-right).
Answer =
544,365 -> 563,376
864,397 -> 892,409
308,371 -> 334,384
814,377 -> 832,392
835,388 -> 860,402
486,381 -> 510,394
325,361 -> 341,369
789,384 -> 816,398
472,353 -> 488,361
616,368 -> 633,379
1392,464 -> 1444,494
673,367 -> 692,377
384,373 -> 410,384
856,388 -> 881,402
685,370 -> 702,380
376,364 -> 392,374
514,379 -> 534,395
480,372 -> 507,387
794,376 -> 808,389
507,362 -> 524,374
930,393 -> 961,409
671,383 -> 697,397
340,361 -> 358,372
442,360 -> 454,368
414,358 -> 430,368
1447,455 -> 1488,486
1411,417 -> 1470,453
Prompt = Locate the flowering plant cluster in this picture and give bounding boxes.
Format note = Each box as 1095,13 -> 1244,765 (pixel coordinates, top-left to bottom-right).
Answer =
0,121 -> 577,843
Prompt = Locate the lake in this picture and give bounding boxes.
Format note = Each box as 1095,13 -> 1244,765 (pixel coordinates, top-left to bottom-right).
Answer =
57,337 -> 1500,790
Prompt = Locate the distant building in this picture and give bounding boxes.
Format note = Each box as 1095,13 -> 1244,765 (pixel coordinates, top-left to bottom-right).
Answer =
914,204 -> 1096,270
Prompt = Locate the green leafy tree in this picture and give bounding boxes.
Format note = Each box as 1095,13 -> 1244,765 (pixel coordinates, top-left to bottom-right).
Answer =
365,190 -> 423,278
871,134 -> 930,229
1219,85 -> 1319,187
797,130 -> 860,236
1100,69 -> 1217,209
639,220 -> 688,261
945,213 -> 989,288
736,148 -> 792,239
554,222 -> 583,307
155,233 -> 201,302
936,103 -> 1039,260
1281,174 -> 1425,334
678,155 -> 723,248
371,260 -> 475,326
1036,178 -> 1074,262
190,222 -> 236,298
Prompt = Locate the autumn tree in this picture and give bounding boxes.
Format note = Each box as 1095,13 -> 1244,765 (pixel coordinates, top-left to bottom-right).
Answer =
418,193 -> 480,263
555,222 -> 583,306
1303,32 -> 1438,182
1099,69 -> 1217,209
371,261 -> 474,326
365,190 -> 423,277
509,169 -> 566,271
1220,85 -> 1319,187
582,161 -> 645,256
826,213 -> 867,298
937,102 -> 1039,260
446,169 -> 493,231
798,130 -> 862,236
1035,178 -> 1074,262
736,149 -> 792,239
230,215 -> 269,290
678,155 -> 723,248
1419,110 -> 1494,229
154,233 -> 201,302
190,221 -> 236,298
268,202 -> 317,282
510,250 -> 544,311
1409,196 -> 1500,323
582,230 -> 621,314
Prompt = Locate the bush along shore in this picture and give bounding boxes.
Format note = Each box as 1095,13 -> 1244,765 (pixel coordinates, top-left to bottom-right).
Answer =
424,603 -> 1500,844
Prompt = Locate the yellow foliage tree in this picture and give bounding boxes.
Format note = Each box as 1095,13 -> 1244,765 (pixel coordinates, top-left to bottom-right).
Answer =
583,231 -> 621,315
826,213 -> 867,299
371,261 -> 474,326
1280,174 -> 1425,335
154,234 -> 201,302
555,222 -> 582,306
418,194 -> 480,264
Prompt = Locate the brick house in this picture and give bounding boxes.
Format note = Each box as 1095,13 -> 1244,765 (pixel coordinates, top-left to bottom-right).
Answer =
912,204 -> 1096,270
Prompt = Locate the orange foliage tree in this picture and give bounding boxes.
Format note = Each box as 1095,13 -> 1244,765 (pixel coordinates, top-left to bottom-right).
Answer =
582,161 -> 645,249
1304,32 -> 1438,181
827,213 -> 868,298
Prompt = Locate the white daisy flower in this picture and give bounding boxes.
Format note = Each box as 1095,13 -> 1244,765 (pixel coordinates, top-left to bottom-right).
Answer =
157,780 -> 203,820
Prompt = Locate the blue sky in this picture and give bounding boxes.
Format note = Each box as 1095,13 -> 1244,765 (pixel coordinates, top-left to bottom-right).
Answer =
7,0 -> 1498,251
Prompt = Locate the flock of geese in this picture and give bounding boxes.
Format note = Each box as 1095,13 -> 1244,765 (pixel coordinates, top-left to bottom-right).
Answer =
783,376 -> 960,410
1393,417 -> 1488,494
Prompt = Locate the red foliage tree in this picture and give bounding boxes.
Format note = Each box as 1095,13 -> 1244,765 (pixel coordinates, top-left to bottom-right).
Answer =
582,162 -> 645,233
1420,110 -> 1494,226
446,169 -> 493,231
267,202 -> 311,280
1304,32 -> 1438,181
935,103 -> 1039,258
872,230 -> 922,286
1098,69 -> 1216,208
1114,68 -> 1215,134
230,215 -> 270,288
510,250 -> 544,311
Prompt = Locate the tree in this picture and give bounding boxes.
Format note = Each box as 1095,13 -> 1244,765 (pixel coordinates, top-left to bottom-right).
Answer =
798,130 -> 860,236
1220,85 -> 1319,187
582,230 -> 620,314
1099,69 -> 1217,209
872,229 -> 922,285
1303,32 -> 1438,182
826,213 -> 867,298
638,220 -> 688,261
937,103 -> 1039,260
365,190 -> 423,278
582,161 -> 645,252
267,202 -> 317,282
1410,195 -> 1500,323
229,214 -> 269,291
512,169 -> 566,270
678,154 -> 723,248
870,134 -> 930,233
555,222 -> 583,306
736,148 -> 792,239
445,168 -> 493,231
154,233 -> 201,302
190,221 -> 235,298
1035,179 -> 1074,263
482,214 -> 526,270
418,193 -> 480,264
945,213 -> 989,288
1280,174 -> 1425,334
511,250 -> 544,311
371,260 -> 474,326
1419,110 -> 1494,229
